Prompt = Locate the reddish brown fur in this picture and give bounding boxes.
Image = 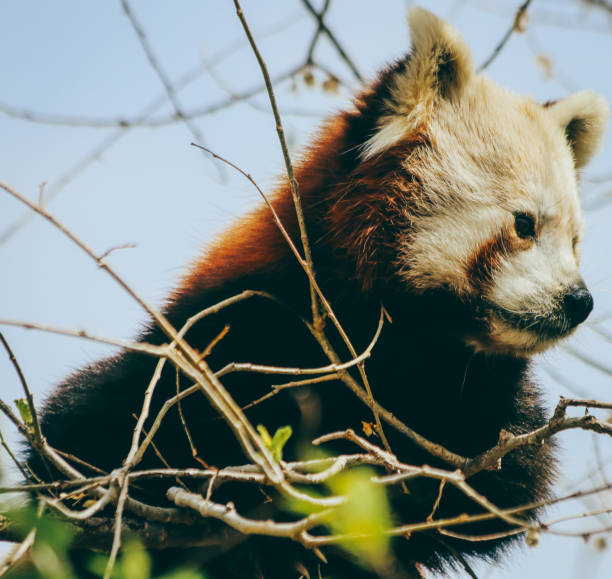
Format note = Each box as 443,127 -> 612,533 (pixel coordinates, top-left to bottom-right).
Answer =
177,200 -> 296,298
466,228 -> 512,290
326,140 -> 427,290
175,117 -> 350,299
176,114 -> 427,299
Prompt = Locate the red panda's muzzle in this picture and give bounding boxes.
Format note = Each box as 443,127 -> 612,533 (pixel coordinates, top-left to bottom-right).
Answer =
471,281 -> 594,356
562,282 -> 593,327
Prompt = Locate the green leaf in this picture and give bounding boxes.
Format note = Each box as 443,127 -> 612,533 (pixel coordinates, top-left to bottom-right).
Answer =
326,467 -> 392,569
270,425 -> 292,462
14,398 -> 33,428
257,424 -> 292,462
10,505 -> 75,555
119,541 -> 151,579
85,554 -> 108,577
256,424 -> 273,448
289,467 -> 392,571
7,505 -> 77,579
158,569 -> 208,579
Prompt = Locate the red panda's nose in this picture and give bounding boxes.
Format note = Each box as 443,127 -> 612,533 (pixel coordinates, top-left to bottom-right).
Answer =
563,283 -> 594,327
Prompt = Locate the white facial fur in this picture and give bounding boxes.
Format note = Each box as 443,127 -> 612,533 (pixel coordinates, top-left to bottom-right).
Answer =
365,8 -> 608,354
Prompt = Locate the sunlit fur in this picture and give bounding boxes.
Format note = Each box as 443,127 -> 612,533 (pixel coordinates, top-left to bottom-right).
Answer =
28,7 -> 609,579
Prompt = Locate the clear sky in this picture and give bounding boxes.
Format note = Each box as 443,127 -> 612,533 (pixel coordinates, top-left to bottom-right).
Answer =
1,1 -> 611,577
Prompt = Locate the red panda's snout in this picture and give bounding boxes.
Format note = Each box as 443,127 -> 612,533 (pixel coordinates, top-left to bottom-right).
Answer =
478,280 -> 593,356
562,282 -> 594,327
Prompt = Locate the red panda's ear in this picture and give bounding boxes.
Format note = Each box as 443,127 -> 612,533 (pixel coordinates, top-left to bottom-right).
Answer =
361,8 -> 473,160
546,91 -> 609,169
404,7 -> 473,102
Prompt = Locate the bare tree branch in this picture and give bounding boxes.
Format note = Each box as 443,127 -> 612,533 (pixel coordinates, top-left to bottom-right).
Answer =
0,12 -> 303,247
300,0 -> 363,81
119,0 -> 225,182
583,0 -> 612,15
478,0 -> 533,71
463,397 -> 612,477
305,0 -> 331,65
0,332 -> 43,445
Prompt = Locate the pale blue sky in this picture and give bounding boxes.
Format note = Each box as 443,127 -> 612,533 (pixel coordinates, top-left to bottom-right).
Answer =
1,1 -> 611,577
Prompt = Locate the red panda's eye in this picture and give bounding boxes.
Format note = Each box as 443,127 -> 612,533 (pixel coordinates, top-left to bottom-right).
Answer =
514,212 -> 536,239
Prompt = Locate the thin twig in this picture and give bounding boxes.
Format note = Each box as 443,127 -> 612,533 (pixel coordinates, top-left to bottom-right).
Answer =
0,518 -> 38,576
0,332 -> 43,444
168,486 -> 332,543
119,0 -> 225,181
0,398 -> 33,441
199,324 -> 230,361
478,0 -> 533,71
0,318 -> 168,358
545,506 -> 612,528
0,181 -> 178,343
241,373 -> 341,412
55,448 -> 108,476
0,477 -> 108,495
231,0 -> 318,324
98,243 -> 137,261
103,475 -> 130,579
438,527 -> 525,543
427,480 -> 447,522
216,306 -> 384,378
305,0 -> 331,64
46,487 -> 117,521
175,368 -> 210,469
464,397 -> 612,477
0,428 -> 30,482
134,416 -> 188,489
583,0 -> 612,15
0,68 -> 299,131
300,0 -> 363,81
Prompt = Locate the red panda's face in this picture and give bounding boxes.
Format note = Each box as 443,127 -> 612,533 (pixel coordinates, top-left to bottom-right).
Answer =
355,8 -> 608,356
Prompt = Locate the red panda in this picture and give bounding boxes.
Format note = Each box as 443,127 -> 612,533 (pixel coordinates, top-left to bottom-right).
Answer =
27,7 -> 608,578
